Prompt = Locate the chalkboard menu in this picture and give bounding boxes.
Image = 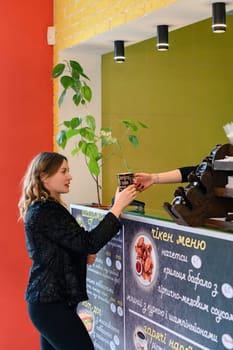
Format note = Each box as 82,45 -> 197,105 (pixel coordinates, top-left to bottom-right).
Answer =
70,205 -> 233,350
71,205 -> 124,350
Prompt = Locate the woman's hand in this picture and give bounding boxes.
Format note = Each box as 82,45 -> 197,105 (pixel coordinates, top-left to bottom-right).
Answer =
134,173 -> 155,191
110,184 -> 137,218
87,254 -> 97,265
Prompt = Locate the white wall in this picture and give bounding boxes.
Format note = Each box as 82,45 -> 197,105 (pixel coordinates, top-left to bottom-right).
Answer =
58,52 -> 102,207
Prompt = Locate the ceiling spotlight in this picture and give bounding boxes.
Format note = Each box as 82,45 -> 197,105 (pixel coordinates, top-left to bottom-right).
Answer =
114,41 -> 125,63
156,25 -> 169,51
212,2 -> 226,33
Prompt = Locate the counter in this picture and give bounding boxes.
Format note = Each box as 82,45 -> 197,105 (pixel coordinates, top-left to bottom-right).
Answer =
70,204 -> 233,350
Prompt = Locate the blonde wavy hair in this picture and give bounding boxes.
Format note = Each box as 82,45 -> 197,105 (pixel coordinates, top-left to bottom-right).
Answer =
18,152 -> 68,220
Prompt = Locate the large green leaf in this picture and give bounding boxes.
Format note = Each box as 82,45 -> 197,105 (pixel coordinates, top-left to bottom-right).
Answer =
84,143 -> 99,159
52,63 -> 65,78
81,85 -> 92,102
71,68 -> 80,80
85,115 -> 96,131
73,93 -> 81,106
69,117 -> 82,129
79,140 -> 87,154
70,61 -> 90,80
61,76 -> 74,89
88,158 -> 100,176
69,60 -> 84,74
79,127 -> 95,141
66,129 -> 80,139
73,79 -> 81,92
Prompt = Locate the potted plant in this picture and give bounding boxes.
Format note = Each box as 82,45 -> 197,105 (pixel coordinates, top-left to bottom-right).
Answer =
52,59 -> 148,206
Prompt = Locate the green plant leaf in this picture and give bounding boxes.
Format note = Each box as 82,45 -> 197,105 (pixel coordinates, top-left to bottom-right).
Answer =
61,76 -> 74,89
85,115 -> 96,131
71,68 -> 80,80
122,119 -> 138,131
79,140 -> 87,153
73,79 -> 81,92
88,158 -> 100,176
58,90 -> 66,108
128,135 -> 139,147
69,117 -> 82,129
73,93 -> 81,106
101,127 -> 111,132
138,121 -> 148,128
56,130 -> 67,149
66,128 -> 80,139
52,63 -> 65,78
85,143 -> 99,159
81,85 -> 92,102
63,120 -> 71,128
80,72 -> 90,80
69,60 -> 84,74
71,146 -> 81,156
63,117 -> 82,129
79,127 -> 95,141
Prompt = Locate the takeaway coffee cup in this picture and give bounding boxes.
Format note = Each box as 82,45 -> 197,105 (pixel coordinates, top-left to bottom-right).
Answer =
117,172 -> 135,191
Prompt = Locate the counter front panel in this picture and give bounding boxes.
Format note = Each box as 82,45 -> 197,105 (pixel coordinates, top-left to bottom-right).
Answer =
70,205 -> 233,350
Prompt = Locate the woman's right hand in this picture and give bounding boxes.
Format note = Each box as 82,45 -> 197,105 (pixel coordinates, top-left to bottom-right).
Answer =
110,184 -> 137,218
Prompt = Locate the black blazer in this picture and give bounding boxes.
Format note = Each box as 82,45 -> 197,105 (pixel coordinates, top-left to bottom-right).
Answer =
24,200 -> 121,305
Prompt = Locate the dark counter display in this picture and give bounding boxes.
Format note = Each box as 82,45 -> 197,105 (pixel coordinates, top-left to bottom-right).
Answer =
123,217 -> 233,350
70,205 -> 233,350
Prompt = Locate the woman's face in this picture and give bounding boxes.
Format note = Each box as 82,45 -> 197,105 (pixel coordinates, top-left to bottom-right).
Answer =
42,160 -> 72,198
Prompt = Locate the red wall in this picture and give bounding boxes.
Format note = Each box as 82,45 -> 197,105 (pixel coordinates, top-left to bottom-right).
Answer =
0,2 -> 53,348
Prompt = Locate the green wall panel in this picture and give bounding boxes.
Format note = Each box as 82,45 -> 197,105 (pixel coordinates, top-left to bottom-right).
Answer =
102,17 -> 233,218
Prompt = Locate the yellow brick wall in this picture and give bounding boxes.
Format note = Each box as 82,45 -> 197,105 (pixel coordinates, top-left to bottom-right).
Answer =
53,0 -> 177,148
54,0 -> 177,52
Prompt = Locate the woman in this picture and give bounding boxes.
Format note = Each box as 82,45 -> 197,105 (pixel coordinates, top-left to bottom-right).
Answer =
18,152 -> 136,350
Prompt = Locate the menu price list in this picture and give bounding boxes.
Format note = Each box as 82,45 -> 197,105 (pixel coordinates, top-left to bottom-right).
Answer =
71,206 -> 124,350
123,218 -> 233,350
125,309 -> 194,350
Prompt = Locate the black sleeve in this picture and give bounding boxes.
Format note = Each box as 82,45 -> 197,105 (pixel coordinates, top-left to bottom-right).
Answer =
179,166 -> 198,182
25,201 -> 121,255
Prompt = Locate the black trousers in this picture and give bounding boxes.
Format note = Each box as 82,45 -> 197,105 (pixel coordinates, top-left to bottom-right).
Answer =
28,302 -> 95,350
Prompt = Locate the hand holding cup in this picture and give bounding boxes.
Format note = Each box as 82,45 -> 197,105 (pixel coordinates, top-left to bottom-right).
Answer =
117,172 -> 135,191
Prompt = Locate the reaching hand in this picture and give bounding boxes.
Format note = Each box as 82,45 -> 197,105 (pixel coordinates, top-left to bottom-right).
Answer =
134,173 -> 154,191
110,184 -> 137,217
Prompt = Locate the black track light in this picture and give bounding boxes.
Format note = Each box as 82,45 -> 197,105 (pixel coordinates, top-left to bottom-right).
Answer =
212,2 -> 226,33
114,40 -> 125,63
156,25 -> 169,51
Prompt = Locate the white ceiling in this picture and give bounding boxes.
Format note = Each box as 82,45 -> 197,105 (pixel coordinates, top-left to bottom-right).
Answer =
64,0 -> 233,55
